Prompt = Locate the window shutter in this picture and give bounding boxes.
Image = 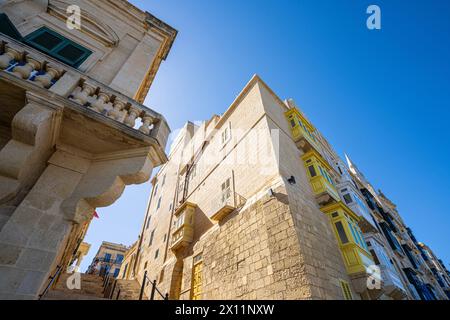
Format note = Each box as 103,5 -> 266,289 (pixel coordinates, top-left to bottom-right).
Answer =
24,27 -> 92,68
0,13 -> 23,41
340,280 -> 353,300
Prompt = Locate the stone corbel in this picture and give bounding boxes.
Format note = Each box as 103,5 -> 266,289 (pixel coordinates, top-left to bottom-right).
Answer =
61,146 -> 155,224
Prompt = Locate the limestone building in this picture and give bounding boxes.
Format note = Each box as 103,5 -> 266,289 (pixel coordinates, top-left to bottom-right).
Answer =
0,0 -> 176,299
129,75 -> 448,300
117,240 -> 139,280
72,241 -> 90,270
86,241 -> 127,278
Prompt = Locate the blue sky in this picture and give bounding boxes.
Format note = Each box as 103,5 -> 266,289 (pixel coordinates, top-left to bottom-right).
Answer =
80,0 -> 450,272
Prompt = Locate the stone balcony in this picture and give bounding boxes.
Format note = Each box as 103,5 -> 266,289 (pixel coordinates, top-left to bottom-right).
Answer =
0,34 -> 171,299
0,34 -> 170,157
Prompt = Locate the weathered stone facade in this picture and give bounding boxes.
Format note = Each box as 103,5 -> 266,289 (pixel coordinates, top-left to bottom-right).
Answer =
130,75 -> 449,301
130,76 -> 355,300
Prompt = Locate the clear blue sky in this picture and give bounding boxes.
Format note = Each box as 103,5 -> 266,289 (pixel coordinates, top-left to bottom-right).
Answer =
80,0 -> 450,272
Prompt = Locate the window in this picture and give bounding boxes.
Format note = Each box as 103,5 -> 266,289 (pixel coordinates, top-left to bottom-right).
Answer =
156,196 -> 162,210
380,222 -> 403,252
343,193 -> 353,205
149,230 -> 155,246
173,213 -> 185,230
308,165 -> 317,177
221,178 -> 231,204
116,254 -> 124,263
340,280 -> 353,300
191,165 -> 197,179
335,221 -> 349,244
163,234 -> 167,242
122,264 -> 128,278
104,253 -> 111,262
24,27 -> 91,68
113,268 -> 120,278
221,123 -> 231,145
370,250 -> 381,265
143,261 -> 148,270
162,174 -> 166,186
290,119 -> 296,128
402,245 -> 419,269
169,203 -> 173,212
159,268 -> 165,283
153,184 -> 158,196
146,215 -> 152,229
154,249 -> 159,259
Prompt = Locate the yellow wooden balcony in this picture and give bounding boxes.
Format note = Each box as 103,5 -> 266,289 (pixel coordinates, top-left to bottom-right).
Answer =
302,150 -> 340,206
285,108 -> 321,153
170,202 -> 196,252
321,202 -> 375,276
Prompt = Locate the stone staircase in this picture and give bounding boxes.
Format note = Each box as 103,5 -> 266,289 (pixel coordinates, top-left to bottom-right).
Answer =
41,273 -> 145,300
42,273 -> 108,300
113,279 -> 146,300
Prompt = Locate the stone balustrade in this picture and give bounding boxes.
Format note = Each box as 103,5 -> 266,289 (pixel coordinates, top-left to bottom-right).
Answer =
0,34 -> 170,143
0,38 -> 65,89
69,79 -> 160,136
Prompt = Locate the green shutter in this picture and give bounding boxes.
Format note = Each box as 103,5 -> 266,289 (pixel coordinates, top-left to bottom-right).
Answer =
24,27 -> 92,68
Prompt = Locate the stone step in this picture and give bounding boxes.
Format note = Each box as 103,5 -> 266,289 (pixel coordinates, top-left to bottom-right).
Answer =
42,289 -> 108,300
44,273 -> 108,300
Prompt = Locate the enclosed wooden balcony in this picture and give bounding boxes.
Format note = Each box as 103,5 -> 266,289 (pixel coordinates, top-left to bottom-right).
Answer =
170,202 -> 197,252
321,202 -> 375,275
338,181 -> 378,233
302,150 -> 340,206
285,108 -> 321,153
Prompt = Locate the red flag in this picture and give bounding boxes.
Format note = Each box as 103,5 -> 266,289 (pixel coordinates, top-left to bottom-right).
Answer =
93,210 -> 99,218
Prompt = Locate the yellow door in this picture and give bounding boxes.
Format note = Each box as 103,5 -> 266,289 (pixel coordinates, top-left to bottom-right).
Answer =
191,261 -> 203,300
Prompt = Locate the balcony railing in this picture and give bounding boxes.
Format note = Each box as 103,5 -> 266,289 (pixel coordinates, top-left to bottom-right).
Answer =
95,257 -> 124,265
210,191 -> 246,222
0,34 -> 170,149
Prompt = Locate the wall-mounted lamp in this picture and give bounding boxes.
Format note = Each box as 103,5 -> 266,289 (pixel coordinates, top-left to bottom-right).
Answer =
287,176 -> 296,185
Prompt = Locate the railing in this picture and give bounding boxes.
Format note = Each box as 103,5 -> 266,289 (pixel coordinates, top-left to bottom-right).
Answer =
38,265 -> 62,300
68,78 -> 160,135
102,272 -> 122,300
139,270 -> 169,300
0,34 -> 169,147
